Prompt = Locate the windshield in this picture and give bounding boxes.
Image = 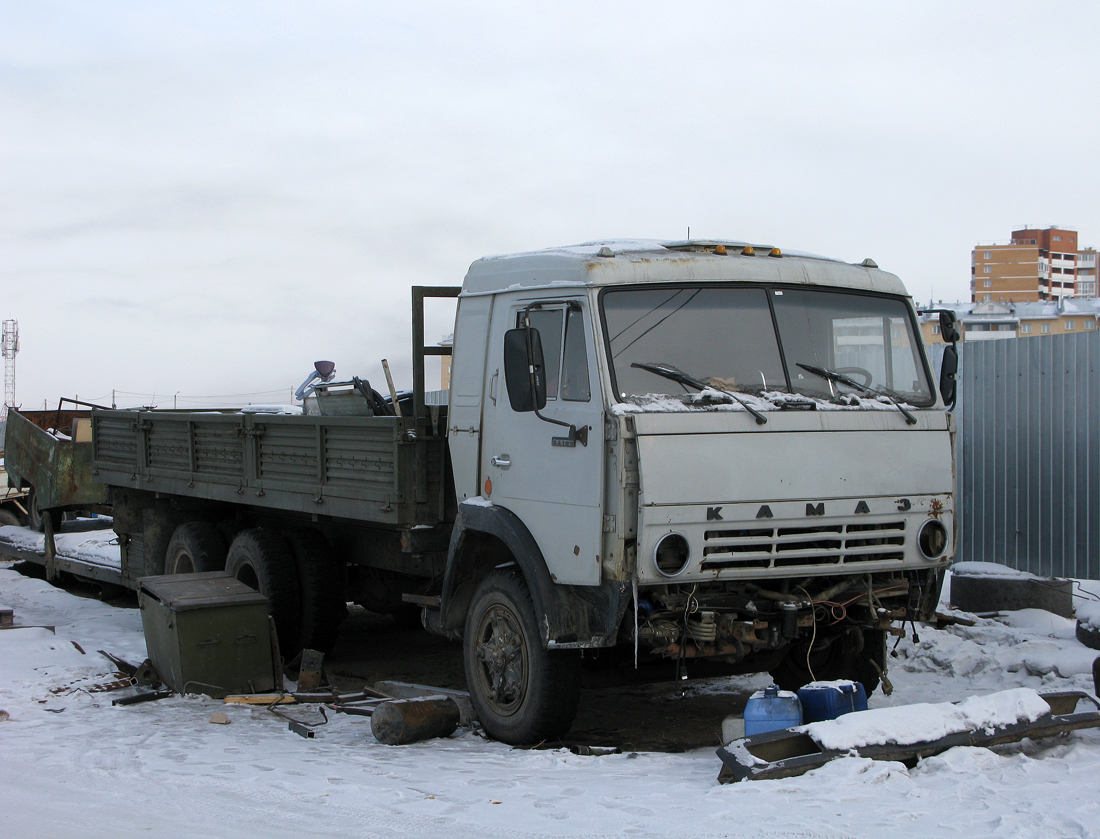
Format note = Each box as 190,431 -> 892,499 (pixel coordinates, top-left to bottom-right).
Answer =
601,284 -> 934,407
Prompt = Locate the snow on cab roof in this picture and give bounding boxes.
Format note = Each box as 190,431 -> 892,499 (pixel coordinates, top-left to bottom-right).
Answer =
461,239 -> 908,297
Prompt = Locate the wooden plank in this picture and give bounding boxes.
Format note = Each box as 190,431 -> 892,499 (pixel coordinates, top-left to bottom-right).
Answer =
223,694 -> 297,705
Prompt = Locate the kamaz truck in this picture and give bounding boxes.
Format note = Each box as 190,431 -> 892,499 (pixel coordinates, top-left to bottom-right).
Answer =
7,239 -> 960,745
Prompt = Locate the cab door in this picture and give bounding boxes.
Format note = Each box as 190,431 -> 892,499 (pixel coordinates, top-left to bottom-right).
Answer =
479,297 -> 605,585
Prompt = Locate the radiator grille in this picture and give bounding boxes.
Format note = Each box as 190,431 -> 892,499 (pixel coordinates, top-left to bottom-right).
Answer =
700,520 -> 905,570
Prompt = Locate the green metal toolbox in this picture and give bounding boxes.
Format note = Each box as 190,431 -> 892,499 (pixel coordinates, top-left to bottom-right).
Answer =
139,572 -> 275,697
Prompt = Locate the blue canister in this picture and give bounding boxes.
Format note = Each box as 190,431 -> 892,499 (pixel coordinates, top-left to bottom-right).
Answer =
744,684 -> 803,736
796,680 -> 868,723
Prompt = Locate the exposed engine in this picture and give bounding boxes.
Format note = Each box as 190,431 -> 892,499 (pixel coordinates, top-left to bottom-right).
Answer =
630,569 -> 942,688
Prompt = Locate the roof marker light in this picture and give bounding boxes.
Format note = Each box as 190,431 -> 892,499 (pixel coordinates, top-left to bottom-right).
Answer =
741,246 -> 755,256
598,246 -> 615,257
714,245 -> 727,255
769,248 -> 782,258
860,258 -> 878,268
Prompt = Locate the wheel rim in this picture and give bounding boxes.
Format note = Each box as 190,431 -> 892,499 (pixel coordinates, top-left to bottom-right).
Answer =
28,492 -> 42,529
172,552 -> 195,574
235,562 -> 259,591
473,603 -> 528,716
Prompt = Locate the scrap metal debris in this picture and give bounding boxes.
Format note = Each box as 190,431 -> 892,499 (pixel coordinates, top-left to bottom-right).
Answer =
112,689 -> 174,707
374,681 -> 475,725
370,696 -> 460,745
295,649 -> 325,692
86,678 -> 137,694
97,651 -> 160,685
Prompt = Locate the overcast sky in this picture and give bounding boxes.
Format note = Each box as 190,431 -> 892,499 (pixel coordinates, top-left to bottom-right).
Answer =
3,1 -> 1099,410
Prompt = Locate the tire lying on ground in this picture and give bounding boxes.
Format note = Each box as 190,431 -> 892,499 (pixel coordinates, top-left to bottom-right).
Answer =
225,528 -> 301,656
0,509 -> 20,528
463,569 -> 581,745
1078,621 -> 1100,651
164,522 -> 228,575
282,528 -> 346,654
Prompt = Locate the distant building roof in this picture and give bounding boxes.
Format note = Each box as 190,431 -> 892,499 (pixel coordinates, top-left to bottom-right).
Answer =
919,298 -> 1100,324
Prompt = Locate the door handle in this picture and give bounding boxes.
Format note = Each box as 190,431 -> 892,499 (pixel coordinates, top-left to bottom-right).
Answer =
490,455 -> 511,468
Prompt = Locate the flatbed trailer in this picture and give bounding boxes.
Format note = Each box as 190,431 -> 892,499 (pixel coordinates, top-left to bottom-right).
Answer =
0,519 -> 124,590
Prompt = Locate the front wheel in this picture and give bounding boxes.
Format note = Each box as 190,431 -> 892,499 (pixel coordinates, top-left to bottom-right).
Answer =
463,570 -> 580,745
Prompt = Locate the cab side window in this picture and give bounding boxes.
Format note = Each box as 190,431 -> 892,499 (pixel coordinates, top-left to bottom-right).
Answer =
560,307 -> 591,402
526,310 -> 563,399
513,305 -> 592,404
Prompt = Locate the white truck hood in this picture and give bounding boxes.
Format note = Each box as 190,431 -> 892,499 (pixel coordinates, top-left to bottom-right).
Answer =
631,410 -> 954,505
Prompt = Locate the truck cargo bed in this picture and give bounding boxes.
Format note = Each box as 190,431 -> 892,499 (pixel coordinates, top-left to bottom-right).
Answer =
91,409 -> 448,527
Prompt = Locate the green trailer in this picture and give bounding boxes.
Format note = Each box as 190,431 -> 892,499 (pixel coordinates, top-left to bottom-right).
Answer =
3,401 -> 110,531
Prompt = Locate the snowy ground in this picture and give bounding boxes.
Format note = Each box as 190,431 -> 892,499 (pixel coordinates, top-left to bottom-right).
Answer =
1,563 -> 1099,839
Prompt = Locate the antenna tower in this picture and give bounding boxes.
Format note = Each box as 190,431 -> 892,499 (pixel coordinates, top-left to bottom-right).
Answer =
2,319 -> 18,421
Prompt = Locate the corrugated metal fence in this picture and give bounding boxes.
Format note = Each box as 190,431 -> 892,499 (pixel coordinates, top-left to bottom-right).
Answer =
948,331 -> 1100,579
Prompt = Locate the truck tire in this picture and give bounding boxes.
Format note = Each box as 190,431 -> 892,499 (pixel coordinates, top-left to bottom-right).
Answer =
283,528 -> 346,654
770,628 -> 882,696
0,510 -> 20,528
164,522 -> 228,575
225,528 -> 301,656
27,488 -> 62,534
463,569 -> 581,745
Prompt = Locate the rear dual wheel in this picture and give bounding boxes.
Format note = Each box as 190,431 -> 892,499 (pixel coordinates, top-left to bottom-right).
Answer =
226,528 -> 301,654
283,528 -> 346,654
165,522 -> 227,574
223,527 -> 346,657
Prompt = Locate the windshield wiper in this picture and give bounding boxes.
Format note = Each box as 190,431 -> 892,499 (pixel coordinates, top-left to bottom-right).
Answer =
630,362 -> 767,425
795,363 -> 917,425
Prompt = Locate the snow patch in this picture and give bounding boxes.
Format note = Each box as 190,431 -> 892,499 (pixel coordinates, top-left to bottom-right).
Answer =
1076,600 -> 1100,631
799,688 -> 1052,750
460,496 -> 494,508
951,561 -> 1038,579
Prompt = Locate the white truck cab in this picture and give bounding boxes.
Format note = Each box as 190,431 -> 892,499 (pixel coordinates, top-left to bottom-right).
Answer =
439,239 -> 957,744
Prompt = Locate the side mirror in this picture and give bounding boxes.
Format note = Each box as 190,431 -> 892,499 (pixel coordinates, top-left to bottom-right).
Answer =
939,344 -> 958,409
939,311 -> 961,344
504,327 -> 547,412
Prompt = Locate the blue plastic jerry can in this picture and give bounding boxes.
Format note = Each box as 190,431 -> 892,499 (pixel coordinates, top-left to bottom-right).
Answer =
797,680 -> 868,723
744,684 -> 803,736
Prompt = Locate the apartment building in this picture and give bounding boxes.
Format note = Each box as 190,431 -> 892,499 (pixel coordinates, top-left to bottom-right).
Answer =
920,298 -> 1100,344
972,226 -> 1098,303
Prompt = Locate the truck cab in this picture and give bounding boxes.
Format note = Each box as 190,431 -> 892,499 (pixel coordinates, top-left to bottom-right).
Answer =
441,239 -> 955,744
